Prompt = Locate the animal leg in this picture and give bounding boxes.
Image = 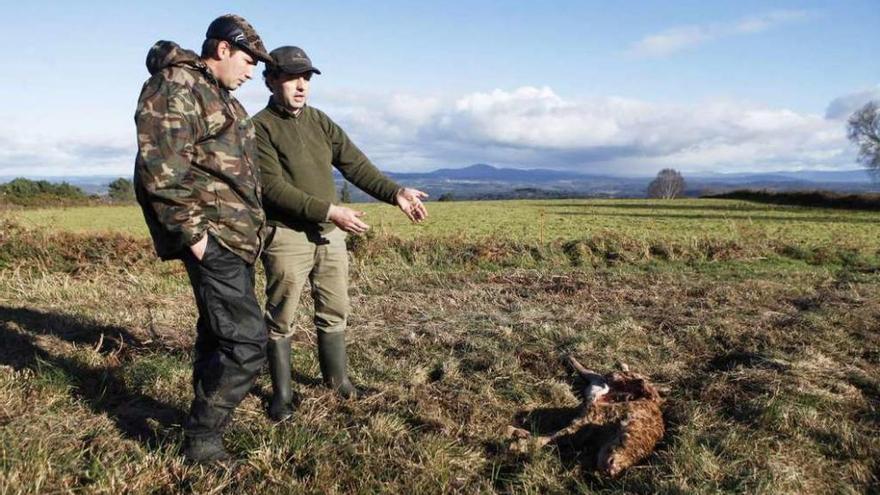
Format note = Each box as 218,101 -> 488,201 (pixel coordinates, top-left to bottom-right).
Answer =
535,404 -> 597,448
506,425 -> 531,439
567,355 -> 598,378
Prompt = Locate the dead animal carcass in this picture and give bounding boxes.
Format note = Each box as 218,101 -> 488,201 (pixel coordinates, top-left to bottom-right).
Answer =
508,356 -> 665,477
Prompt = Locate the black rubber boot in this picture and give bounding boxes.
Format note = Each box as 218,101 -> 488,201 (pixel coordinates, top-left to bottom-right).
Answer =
317,332 -> 360,399
267,336 -> 294,421
182,434 -> 232,464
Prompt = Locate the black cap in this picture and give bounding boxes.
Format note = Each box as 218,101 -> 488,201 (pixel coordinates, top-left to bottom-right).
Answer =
269,46 -> 321,75
205,14 -> 273,64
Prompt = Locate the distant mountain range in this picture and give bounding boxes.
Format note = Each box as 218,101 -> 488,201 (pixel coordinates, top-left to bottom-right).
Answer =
2,164 -> 876,199
688,169 -> 875,183
386,163 -> 591,182
376,164 -> 877,200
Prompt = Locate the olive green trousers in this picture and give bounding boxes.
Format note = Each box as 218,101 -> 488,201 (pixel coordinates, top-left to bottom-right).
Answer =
261,226 -> 349,340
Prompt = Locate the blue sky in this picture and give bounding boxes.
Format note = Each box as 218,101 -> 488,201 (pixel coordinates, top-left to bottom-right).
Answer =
1,0 -> 877,177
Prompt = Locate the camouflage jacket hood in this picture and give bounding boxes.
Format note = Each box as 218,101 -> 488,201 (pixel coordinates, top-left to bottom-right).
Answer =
145,40 -> 202,76
133,40 -> 266,263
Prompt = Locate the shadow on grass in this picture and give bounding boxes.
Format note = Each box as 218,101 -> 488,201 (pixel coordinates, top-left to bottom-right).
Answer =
549,210 -> 876,224
514,407 -> 582,436
697,349 -> 790,427
249,370 -> 315,410
0,305 -> 184,449
480,406 -> 586,491
706,350 -> 788,373
707,190 -> 880,211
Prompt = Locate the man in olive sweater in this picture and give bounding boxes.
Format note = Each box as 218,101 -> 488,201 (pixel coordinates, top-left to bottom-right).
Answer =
254,46 -> 428,420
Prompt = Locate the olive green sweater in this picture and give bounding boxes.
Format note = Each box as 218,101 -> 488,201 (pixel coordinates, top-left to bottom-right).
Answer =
253,99 -> 401,232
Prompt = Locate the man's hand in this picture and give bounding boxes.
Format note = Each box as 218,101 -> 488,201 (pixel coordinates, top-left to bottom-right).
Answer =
395,188 -> 429,223
328,204 -> 370,234
190,235 -> 208,261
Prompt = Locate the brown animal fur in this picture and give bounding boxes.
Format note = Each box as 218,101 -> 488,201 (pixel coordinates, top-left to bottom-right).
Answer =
509,356 -> 665,477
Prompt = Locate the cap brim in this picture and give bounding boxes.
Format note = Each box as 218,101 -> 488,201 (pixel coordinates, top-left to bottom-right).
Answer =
234,43 -> 273,64
276,63 -> 321,75
249,49 -> 274,65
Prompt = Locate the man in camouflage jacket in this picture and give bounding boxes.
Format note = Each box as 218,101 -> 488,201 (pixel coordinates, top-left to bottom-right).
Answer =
133,14 -> 272,463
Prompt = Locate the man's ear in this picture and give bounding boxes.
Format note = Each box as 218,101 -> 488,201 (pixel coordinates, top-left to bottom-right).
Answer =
264,74 -> 275,92
217,40 -> 232,60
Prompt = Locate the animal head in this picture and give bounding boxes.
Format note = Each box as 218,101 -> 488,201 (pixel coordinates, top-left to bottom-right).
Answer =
566,355 -> 610,403
607,372 -> 662,402
567,355 -> 662,403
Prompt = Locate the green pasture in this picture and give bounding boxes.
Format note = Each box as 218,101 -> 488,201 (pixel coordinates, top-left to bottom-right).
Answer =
9,199 -> 880,252
1,198 -> 879,492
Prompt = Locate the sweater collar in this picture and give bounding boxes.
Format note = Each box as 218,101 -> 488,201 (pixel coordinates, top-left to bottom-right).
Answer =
268,96 -> 305,119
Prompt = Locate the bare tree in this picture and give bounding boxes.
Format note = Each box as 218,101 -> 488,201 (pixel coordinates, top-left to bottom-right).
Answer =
647,168 -> 686,199
847,101 -> 880,177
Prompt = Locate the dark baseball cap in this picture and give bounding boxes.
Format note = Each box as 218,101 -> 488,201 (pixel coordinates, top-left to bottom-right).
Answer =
205,14 -> 273,64
269,46 -> 321,75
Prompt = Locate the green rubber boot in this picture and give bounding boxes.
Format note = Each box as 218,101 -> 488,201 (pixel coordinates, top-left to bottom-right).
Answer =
266,336 -> 294,421
182,434 -> 232,464
317,332 -> 360,399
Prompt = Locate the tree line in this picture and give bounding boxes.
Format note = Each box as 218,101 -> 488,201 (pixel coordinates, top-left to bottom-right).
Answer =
0,177 -> 135,207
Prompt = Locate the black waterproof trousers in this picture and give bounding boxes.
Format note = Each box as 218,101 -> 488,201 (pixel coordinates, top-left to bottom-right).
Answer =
181,235 -> 267,439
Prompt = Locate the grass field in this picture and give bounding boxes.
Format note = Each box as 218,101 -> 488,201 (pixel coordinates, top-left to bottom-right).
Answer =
13,199 -> 880,248
1,199 -> 878,493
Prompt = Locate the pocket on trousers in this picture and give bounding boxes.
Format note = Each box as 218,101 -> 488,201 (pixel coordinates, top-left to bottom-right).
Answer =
200,233 -> 230,266
264,226 -> 278,249
200,234 -> 217,263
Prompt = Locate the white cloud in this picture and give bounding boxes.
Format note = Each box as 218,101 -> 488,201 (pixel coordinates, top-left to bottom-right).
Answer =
0,132 -> 134,177
321,86 -> 854,174
825,86 -> 880,119
0,84 -> 860,178
388,94 -> 443,126
629,10 -> 813,58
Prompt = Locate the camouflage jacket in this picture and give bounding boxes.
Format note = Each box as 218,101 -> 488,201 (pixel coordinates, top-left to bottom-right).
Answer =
133,40 -> 266,263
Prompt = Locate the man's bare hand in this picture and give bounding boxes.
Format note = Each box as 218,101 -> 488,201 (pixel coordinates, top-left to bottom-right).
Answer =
328,204 -> 370,234
191,235 -> 208,261
395,188 -> 429,223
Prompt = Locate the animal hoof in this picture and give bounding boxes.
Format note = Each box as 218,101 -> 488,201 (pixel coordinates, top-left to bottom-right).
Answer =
506,426 -> 531,439
508,438 -> 533,453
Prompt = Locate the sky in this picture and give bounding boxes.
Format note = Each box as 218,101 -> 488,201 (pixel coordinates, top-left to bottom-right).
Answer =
0,0 -> 877,177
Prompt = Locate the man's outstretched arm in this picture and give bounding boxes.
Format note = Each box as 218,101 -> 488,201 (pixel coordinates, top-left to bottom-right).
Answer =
321,110 -> 429,223
394,188 -> 429,223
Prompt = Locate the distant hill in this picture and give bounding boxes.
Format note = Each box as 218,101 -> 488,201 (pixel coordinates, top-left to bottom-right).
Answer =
387,163 -> 590,182
3,165 -> 876,201
691,170 -> 874,183
336,164 -> 878,201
